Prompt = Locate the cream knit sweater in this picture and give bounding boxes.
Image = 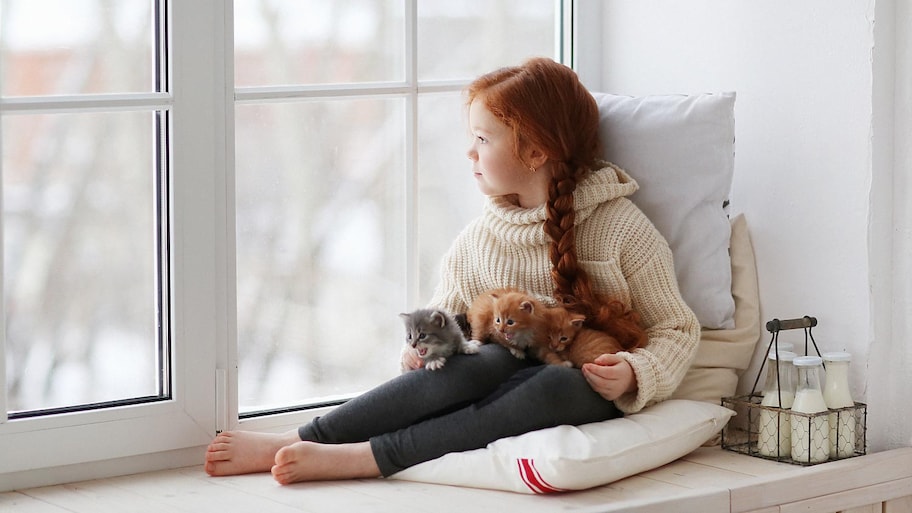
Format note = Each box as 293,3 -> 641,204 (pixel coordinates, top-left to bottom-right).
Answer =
428,162 -> 700,413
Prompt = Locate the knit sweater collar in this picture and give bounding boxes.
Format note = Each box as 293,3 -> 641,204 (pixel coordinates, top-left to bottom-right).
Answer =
482,161 -> 638,246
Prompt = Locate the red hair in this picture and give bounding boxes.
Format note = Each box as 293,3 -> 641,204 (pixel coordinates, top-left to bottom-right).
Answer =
466,58 -> 646,349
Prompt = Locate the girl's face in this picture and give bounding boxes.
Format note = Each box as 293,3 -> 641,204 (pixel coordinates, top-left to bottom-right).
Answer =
466,100 -> 549,208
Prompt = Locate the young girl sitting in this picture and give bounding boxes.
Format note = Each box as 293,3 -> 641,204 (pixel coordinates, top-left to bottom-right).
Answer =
205,57 -> 700,485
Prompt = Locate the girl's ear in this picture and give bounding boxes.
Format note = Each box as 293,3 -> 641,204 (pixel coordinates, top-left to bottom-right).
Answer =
524,146 -> 549,171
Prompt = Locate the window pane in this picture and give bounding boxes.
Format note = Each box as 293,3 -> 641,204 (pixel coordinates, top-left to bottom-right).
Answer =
1,0 -> 156,96
417,0 -> 556,81
417,93 -> 483,304
234,0 -> 405,87
2,111 -> 161,413
235,99 -> 406,412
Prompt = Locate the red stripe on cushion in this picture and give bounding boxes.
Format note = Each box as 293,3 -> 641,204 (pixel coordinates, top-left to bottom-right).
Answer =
517,458 -> 564,494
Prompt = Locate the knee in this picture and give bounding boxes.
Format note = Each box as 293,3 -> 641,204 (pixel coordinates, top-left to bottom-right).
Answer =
464,344 -> 528,376
526,365 -> 584,401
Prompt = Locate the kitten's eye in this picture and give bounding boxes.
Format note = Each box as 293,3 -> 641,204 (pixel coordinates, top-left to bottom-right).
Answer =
418,333 -> 427,340
495,317 -> 501,324
506,319 -> 515,326
560,336 -> 569,342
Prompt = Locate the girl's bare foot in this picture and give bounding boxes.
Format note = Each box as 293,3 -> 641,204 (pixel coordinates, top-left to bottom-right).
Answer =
271,441 -> 381,485
205,429 -> 301,476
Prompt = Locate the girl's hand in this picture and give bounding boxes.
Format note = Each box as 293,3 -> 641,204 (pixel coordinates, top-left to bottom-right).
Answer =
581,353 -> 638,401
400,346 -> 425,372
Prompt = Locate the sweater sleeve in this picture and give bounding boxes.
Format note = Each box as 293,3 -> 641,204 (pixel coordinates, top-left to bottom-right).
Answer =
612,239 -> 701,414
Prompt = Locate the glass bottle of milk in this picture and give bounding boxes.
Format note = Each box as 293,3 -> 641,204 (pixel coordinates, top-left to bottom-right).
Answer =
822,351 -> 856,459
790,356 -> 829,463
757,350 -> 797,458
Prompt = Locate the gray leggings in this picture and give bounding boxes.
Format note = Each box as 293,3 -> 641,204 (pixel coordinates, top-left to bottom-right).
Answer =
297,344 -> 622,476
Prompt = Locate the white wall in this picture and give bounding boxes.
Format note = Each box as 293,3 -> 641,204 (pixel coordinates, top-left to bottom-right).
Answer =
588,0 -> 911,452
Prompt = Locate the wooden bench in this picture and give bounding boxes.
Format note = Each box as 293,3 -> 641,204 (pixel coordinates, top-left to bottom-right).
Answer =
4,446 -> 910,512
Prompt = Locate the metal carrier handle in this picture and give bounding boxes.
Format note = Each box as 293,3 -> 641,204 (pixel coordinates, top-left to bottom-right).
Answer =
766,316 -> 817,333
751,315 -> 822,396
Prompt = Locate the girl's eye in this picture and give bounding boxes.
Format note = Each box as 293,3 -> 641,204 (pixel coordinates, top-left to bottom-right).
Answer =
475,135 -> 487,144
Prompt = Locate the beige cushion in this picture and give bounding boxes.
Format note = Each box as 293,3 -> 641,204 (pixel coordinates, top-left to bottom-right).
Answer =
672,213 -> 761,405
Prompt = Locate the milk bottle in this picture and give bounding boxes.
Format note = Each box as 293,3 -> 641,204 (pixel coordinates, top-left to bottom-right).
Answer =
822,351 -> 856,459
757,350 -> 797,458
790,356 -> 829,463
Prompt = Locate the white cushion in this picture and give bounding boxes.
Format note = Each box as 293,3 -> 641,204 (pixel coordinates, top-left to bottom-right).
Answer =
593,92 -> 737,329
390,400 -> 735,494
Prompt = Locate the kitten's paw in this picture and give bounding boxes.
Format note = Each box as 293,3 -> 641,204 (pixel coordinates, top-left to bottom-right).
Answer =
425,358 -> 446,370
560,360 -> 574,368
509,348 -> 526,360
461,340 -> 483,354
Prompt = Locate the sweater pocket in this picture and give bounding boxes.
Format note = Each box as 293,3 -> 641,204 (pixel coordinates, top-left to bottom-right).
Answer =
579,259 -> 631,306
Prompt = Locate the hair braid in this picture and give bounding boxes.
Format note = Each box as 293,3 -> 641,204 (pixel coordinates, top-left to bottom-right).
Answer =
544,160 -> 595,312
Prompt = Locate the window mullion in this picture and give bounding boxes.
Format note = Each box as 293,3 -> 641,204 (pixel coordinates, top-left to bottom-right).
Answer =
168,0 -> 231,434
405,0 -> 419,308
0,107 -> 5,424
221,0 -> 239,434
0,70 -> 4,424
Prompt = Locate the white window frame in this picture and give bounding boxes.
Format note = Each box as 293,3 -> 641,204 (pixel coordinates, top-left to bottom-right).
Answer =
0,0 -> 594,491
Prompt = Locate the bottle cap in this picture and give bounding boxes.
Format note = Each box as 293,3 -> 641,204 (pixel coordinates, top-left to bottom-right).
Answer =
822,351 -> 851,362
793,355 -> 823,367
767,350 -> 797,361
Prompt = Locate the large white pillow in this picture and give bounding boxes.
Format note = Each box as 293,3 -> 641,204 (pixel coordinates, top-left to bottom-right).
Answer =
593,92 -> 737,329
390,400 -> 734,494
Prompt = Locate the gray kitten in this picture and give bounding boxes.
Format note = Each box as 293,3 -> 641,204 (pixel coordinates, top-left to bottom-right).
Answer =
399,308 -> 481,370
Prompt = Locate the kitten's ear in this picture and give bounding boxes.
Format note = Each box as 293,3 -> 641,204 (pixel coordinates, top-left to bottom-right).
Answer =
430,310 -> 448,328
570,316 -> 586,328
520,301 -> 534,314
399,312 -> 411,321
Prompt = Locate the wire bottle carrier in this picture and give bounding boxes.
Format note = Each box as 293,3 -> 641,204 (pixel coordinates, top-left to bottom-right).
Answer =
721,316 -> 867,465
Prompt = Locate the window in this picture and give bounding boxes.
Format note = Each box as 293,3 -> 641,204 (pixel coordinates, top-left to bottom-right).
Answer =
0,0 -> 578,487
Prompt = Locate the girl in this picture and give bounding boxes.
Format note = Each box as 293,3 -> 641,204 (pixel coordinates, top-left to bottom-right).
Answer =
205,57 -> 700,485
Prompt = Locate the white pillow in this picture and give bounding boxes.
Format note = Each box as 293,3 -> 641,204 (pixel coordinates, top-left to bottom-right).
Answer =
390,400 -> 734,494
593,92 -> 737,329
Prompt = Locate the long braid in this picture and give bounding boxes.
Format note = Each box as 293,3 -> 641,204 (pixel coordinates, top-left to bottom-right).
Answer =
544,160 -> 593,306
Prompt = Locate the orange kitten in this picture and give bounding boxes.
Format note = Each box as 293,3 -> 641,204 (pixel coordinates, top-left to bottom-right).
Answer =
467,288 -> 567,364
543,304 -> 637,368
557,327 -> 625,368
